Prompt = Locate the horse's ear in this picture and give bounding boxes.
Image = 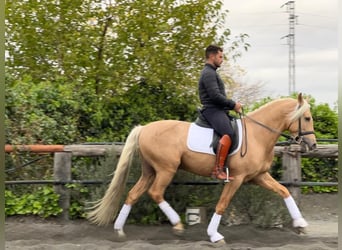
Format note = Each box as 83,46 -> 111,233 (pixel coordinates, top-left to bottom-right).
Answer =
297,93 -> 304,105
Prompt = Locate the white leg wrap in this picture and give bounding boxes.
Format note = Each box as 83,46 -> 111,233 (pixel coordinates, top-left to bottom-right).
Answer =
158,201 -> 180,225
114,204 -> 132,230
284,196 -> 308,227
207,213 -> 224,242
284,196 -> 302,220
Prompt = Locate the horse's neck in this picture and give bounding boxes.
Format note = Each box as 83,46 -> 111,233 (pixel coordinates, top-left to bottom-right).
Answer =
248,100 -> 296,143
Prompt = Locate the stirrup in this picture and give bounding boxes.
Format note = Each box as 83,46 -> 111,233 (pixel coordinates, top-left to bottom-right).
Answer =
224,167 -> 234,183
212,169 -> 234,182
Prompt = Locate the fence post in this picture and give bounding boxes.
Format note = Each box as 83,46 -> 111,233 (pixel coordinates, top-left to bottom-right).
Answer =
281,144 -> 302,203
53,152 -> 72,220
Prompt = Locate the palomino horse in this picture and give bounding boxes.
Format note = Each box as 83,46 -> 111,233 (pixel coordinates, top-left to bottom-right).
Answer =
88,93 -> 316,243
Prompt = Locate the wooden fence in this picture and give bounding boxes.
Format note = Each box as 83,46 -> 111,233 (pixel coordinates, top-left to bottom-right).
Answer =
5,143 -> 338,220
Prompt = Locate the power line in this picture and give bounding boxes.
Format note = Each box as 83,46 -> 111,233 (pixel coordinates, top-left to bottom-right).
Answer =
296,44 -> 337,50
229,11 -> 285,15
297,23 -> 336,31
230,24 -> 287,28
296,11 -> 337,20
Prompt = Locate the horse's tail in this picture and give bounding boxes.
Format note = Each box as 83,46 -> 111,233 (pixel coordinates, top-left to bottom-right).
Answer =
87,125 -> 143,226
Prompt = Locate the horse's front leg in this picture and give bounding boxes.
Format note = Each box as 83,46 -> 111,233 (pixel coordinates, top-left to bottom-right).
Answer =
253,172 -> 308,233
207,177 -> 243,243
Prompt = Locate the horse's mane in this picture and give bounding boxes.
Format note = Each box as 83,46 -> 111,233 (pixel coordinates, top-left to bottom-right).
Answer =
249,98 -> 310,122
288,100 -> 310,122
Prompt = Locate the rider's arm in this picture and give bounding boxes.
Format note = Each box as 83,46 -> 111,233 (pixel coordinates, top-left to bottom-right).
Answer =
201,70 -> 236,109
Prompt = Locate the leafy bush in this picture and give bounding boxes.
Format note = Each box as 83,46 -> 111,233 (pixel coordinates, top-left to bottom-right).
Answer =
66,183 -> 90,219
301,158 -> 338,193
5,186 -> 63,218
5,75 -> 82,145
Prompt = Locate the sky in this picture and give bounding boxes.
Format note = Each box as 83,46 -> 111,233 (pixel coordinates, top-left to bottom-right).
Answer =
223,0 -> 338,109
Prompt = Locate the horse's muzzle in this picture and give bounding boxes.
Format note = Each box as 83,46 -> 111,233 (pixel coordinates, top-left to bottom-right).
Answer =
301,137 -> 317,152
309,142 -> 317,150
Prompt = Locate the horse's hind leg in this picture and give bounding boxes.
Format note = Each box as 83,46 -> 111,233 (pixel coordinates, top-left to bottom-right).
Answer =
147,169 -> 184,234
252,172 -> 308,233
114,159 -> 155,236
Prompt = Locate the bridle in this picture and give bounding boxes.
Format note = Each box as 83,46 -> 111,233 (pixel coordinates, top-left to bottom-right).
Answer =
239,106 -> 315,157
291,112 -> 315,144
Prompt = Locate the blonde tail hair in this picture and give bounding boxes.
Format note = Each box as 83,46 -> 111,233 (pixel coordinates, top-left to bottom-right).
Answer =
87,125 -> 143,226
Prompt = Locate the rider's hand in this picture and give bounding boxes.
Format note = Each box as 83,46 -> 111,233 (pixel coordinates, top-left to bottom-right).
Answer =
234,102 -> 242,113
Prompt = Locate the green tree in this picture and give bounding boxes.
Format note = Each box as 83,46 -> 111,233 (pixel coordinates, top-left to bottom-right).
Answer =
310,103 -> 338,139
6,0 -> 249,142
6,0 -> 96,83
6,0 -> 245,93
5,75 -> 81,144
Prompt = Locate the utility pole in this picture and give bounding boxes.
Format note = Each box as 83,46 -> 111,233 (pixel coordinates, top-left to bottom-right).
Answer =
281,1 -> 298,95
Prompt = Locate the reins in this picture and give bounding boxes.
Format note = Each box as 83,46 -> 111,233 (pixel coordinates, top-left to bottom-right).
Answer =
242,112 -> 293,140
239,111 -> 248,157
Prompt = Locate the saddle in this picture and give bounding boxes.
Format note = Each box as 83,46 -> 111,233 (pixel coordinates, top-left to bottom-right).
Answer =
194,111 -> 240,154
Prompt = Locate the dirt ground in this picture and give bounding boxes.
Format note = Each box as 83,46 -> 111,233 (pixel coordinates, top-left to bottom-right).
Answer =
5,193 -> 338,250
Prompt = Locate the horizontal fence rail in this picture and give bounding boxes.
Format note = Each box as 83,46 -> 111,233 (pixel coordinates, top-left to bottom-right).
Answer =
5,180 -> 338,187
5,143 -> 338,157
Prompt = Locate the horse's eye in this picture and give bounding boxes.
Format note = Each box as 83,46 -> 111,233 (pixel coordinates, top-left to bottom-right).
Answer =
304,117 -> 311,122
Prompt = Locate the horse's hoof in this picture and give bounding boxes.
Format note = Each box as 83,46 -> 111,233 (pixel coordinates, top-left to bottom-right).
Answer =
293,218 -> 308,228
215,239 -> 226,244
115,229 -> 126,238
173,222 -> 185,236
294,227 -> 307,235
209,232 -> 225,243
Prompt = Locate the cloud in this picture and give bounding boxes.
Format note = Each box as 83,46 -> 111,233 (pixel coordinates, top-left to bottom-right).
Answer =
224,0 -> 338,107
297,49 -> 338,67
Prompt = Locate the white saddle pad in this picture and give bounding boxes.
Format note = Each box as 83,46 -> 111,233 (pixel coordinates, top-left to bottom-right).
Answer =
186,120 -> 242,156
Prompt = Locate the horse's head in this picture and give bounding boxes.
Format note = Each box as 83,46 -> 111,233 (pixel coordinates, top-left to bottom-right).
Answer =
287,93 -> 317,151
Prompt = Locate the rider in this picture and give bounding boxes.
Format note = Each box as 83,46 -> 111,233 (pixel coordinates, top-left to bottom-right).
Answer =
198,45 -> 242,180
